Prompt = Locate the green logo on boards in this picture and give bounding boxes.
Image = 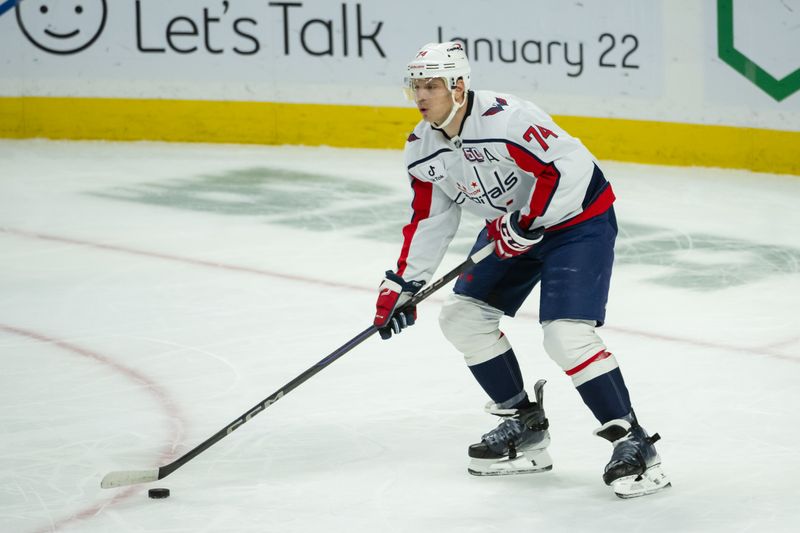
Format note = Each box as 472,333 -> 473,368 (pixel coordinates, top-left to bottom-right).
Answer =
92,167 -> 800,292
717,0 -> 800,101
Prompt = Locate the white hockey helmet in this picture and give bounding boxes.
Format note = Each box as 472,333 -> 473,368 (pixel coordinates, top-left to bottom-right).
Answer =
403,41 -> 471,100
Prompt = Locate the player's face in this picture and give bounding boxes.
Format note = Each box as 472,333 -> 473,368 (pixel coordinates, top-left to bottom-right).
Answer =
410,78 -> 452,124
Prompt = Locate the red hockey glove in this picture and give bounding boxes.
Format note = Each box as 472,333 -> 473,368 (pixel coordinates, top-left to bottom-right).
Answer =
486,211 -> 544,259
374,271 -> 425,340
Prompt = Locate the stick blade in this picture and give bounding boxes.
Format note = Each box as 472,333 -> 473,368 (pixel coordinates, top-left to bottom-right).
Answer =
101,469 -> 159,489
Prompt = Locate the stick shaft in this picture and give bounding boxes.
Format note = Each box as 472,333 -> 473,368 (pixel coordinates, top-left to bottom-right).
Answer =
102,242 -> 494,487
157,324 -> 377,479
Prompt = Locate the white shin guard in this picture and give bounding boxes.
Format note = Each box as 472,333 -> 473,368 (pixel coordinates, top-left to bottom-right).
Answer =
541,319 -> 619,386
439,294 -> 511,365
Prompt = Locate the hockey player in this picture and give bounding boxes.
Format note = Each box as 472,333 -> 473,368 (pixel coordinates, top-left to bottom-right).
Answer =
372,42 -> 670,498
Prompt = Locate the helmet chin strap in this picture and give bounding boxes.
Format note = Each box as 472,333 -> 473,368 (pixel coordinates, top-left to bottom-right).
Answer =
433,89 -> 466,130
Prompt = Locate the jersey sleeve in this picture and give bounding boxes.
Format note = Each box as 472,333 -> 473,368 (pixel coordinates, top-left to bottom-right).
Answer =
503,106 -> 587,229
395,174 -> 461,284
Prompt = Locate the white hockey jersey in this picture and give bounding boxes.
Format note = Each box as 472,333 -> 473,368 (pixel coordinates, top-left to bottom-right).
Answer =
396,90 -> 616,284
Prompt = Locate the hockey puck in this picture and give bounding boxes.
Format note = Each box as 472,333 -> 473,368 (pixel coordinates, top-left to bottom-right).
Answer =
148,488 -> 170,499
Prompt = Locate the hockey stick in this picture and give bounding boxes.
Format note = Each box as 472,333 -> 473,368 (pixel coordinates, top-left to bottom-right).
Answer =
100,242 -> 495,489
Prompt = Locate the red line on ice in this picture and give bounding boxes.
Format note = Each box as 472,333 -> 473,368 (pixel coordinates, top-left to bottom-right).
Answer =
1,227 -> 366,293
0,324 -> 187,533
2,227 -> 796,364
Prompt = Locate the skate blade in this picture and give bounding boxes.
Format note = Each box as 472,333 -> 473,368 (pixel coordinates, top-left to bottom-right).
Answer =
611,463 -> 671,499
468,450 -> 553,477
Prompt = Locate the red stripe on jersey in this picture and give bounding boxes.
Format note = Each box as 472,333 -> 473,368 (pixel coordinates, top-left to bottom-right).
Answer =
506,143 -> 560,229
565,349 -> 613,376
546,185 -> 616,232
396,177 -> 433,277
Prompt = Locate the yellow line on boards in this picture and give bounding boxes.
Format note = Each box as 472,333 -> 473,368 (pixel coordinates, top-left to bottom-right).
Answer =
556,116 -> 800,176
0,96 -> 418,148
1,96 -> 798,175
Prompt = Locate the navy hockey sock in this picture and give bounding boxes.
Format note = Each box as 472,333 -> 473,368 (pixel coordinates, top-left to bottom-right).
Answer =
576,367 -> 632,423
468,349 -> 530,408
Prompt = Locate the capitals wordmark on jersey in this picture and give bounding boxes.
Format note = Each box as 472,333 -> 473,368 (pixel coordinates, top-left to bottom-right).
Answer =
396,90 -> 615,283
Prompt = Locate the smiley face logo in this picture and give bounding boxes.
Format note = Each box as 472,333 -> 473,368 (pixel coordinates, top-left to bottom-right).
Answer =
16,0 -> 107,55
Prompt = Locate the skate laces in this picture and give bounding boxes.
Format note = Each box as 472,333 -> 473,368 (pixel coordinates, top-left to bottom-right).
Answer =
481,403 -> 549,449
481,381 -> 549,453
482,416 -> 526,448
609,426 -> 660,470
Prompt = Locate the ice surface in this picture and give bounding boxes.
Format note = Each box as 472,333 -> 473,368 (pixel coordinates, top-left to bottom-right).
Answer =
1,139 -> 799,532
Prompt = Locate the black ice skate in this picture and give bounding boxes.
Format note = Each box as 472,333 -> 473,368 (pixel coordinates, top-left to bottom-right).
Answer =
594,414 -> 671,498
468,380 -> 552,476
